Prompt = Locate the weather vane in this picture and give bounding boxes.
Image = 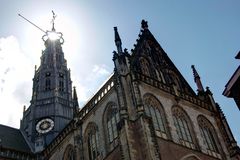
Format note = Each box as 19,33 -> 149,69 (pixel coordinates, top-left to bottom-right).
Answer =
51,10 -> 57,31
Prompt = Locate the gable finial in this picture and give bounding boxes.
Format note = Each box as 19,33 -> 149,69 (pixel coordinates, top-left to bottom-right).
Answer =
191,65 -> 204,92
141,19 -> 148,30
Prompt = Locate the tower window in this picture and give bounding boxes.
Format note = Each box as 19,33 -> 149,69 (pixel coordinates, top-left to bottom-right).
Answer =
45,79 -> 51,91
59,80 -> 64,92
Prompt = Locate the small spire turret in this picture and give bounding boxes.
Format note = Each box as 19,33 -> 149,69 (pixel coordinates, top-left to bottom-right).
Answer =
191,65 -> 204,92
73,86 -> 79,116
114,27 -> 123,54
73,86 -> 78,100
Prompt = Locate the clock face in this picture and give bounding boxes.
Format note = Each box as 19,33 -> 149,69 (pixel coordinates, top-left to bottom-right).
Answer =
36,118 -> 54,134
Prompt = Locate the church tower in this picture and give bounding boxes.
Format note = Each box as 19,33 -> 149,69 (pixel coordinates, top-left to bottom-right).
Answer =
20,16 -> 77,152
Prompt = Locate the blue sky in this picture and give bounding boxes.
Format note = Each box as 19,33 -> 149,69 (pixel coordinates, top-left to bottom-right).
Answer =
0,0 -> 239,144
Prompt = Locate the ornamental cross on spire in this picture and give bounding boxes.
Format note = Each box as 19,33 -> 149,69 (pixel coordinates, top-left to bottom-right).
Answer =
51,10 -> 57,31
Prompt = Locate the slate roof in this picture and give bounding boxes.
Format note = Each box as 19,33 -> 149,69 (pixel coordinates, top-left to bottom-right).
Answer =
0,124 -> 31,153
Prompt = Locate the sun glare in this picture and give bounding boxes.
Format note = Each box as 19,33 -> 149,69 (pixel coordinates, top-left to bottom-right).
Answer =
48,31 -> 59,40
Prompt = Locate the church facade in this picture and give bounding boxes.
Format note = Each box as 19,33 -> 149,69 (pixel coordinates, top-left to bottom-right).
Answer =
0,20 -> 239,160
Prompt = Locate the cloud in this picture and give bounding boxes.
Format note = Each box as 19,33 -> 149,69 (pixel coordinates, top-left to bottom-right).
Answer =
0,36 -> 33,128
71,64 -> 111,107
13,81 -> 32,104
87,64 -> 110,81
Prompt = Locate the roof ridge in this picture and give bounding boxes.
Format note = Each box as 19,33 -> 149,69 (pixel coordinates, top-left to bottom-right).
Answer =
0,124 -> 19,130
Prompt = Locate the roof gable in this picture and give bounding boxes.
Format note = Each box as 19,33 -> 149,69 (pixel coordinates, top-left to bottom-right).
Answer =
130,23 -> 196,96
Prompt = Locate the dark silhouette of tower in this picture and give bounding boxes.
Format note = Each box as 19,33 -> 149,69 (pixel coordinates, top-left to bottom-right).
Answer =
20,24 -> 77,152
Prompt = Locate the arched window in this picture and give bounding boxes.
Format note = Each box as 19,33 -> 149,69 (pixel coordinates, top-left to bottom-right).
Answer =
183,156 -> 200,160
85,123 -> 100,160
103,103 -> 120,152
180,154 -> 201,160
139,58 -> 150,76
172,107 -> 196,149
106,104 -> 120,144
143,94 -> 168,139
59,73 -> 64,92
88,130 -> 99,160
63,145 -> 76,160
198,116 -> 221,159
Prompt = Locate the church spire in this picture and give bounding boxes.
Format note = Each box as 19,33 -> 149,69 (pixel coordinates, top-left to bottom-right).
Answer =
191,65 -> 204,92
114,27 -> 123,54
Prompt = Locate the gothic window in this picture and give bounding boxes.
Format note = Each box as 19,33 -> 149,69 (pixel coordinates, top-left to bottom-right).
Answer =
143,94 -> 168,139
180,154 -> 201,160
59,80 -> 64,92
183,156 -> 200,160
164,70 -> 181,89
45,79 -> 51,90
63,144 -> 76,160
139,58 -> 150,76
172,107 -> 196,149
198,116 -> 221,159
58,73 -> 64,92
103,103 -> 120,152
106,104 -> 120,144
85,123 -> 100,160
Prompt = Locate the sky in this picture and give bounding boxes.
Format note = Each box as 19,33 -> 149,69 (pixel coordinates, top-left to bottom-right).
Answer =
0,0 -> 239,144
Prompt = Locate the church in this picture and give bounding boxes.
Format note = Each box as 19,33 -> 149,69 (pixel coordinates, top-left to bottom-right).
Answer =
0,19 -> 239,160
